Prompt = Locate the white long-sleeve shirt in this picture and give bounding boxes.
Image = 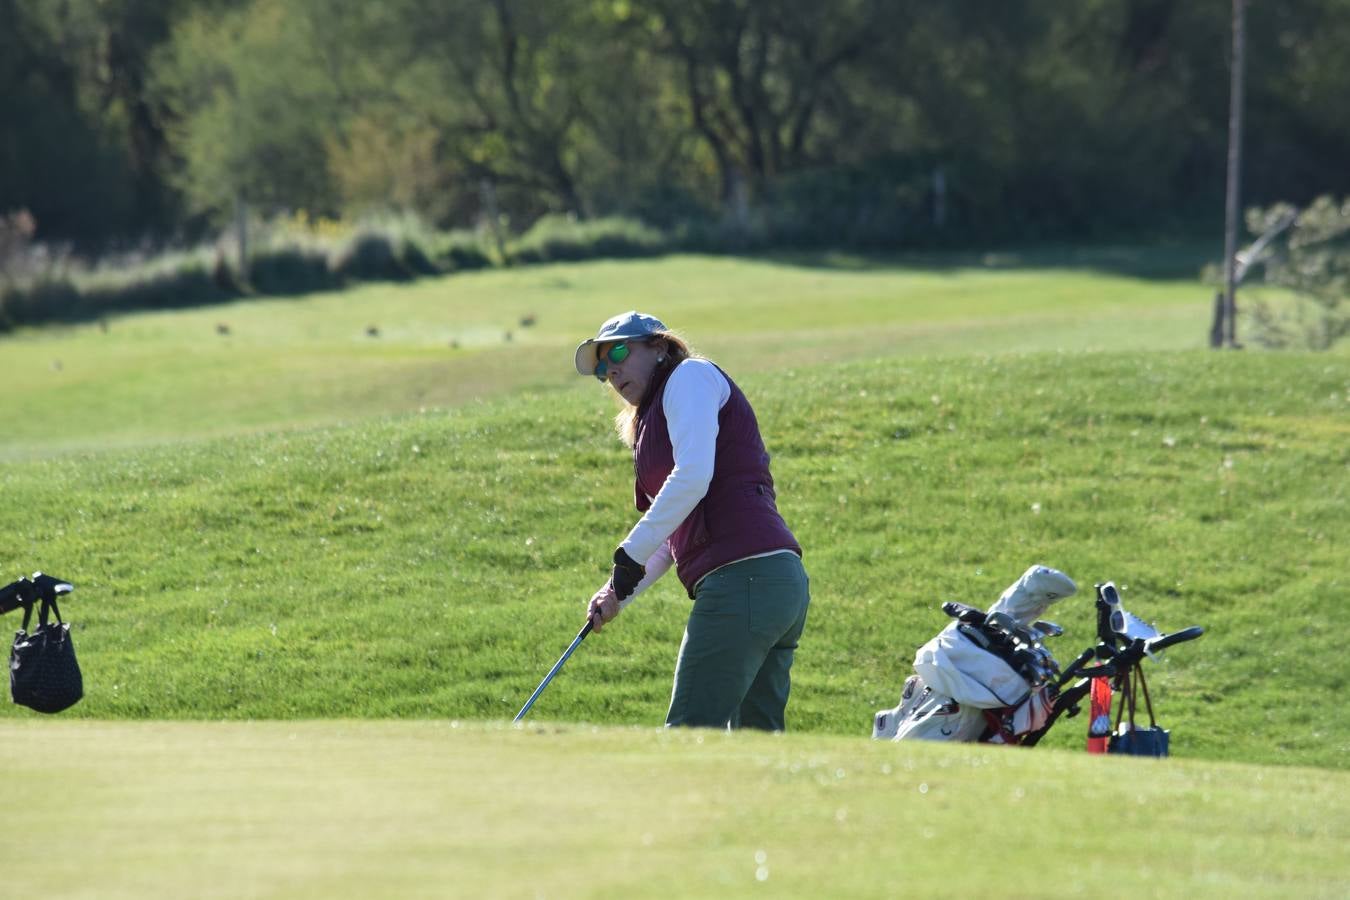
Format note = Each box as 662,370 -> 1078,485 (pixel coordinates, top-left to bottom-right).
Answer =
616,358 -> 730,605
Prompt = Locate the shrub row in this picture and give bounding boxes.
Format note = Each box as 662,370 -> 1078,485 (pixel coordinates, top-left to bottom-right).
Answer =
1,206 -> 950,332
0,225 -> 501,331
509,215 -> 668,264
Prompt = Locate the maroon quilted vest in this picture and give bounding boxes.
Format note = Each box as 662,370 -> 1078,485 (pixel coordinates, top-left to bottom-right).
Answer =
633,361 -> 801,597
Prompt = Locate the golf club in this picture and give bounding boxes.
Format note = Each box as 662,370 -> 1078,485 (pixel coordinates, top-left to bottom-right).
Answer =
1,572 -> 74,615
513,618 -> 594,722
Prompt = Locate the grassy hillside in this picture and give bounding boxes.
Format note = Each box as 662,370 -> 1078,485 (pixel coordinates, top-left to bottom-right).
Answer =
3,720 -> 1346,899
1,326 -> 1343,766
1,251 -> 1223,457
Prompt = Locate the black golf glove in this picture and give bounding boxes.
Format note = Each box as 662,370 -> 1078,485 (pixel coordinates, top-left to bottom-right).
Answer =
610,547 -> 646,602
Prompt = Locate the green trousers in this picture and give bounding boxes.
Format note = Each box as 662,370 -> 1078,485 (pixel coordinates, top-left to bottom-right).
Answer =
665,552 -> 810,731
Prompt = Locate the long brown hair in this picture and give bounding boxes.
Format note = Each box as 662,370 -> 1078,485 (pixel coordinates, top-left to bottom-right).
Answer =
613,331 -> 695,448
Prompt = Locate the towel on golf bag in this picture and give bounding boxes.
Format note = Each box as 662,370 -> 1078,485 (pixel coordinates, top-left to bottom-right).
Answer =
10,596 -> 83,714
873,565 -> 1074,743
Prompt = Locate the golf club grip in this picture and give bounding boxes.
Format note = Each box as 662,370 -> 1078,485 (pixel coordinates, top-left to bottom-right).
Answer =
1073,626 -> 1203,680
1074,663 -> 1119,681
1148,625 -> 1204,652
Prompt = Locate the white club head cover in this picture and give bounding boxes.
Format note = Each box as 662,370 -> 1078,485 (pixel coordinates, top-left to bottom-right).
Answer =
988,565 -> 1078,627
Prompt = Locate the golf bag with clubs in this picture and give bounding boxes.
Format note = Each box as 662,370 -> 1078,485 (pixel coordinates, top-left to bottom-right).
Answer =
872,565 -> 1076,745
873,565 -> 1203,753
2,573 -> 83,714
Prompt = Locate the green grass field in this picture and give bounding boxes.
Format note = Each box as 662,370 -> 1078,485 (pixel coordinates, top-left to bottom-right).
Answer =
4,721 -> 1346,898
1,250 -> 1346,896
3,249 -> 1225,457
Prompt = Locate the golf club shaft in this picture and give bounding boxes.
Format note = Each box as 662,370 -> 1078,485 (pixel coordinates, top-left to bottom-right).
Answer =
514,619 -> 594,722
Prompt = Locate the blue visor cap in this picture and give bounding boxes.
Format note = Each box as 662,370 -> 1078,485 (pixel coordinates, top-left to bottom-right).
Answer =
573,310 -> 667,376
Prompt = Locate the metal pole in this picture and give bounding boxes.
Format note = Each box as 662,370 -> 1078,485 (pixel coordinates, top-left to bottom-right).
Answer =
513,619 -> 593,722
1220,0 -> 1247,348
234,192 -> 250,286
479,178 -> 508,264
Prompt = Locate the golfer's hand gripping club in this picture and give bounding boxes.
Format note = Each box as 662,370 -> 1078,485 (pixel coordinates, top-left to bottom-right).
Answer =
586,584 -> 618,632
588,548 -> 645,633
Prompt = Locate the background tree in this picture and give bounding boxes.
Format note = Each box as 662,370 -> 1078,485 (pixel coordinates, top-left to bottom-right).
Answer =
5,0 -> 1350,245
369,0 -> 616,224
631,0 -> 900,207
1,0 -> 137,240
153,0 -> 351,221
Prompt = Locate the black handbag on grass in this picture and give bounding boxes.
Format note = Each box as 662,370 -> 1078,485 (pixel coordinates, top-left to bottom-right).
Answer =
11,594 -> 83,713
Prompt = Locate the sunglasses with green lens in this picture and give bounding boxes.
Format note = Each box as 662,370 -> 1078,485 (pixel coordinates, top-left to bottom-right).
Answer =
593,342 -> 632,380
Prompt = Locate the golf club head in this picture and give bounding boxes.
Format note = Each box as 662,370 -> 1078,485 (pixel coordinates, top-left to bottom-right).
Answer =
941,601 -> 985,626
0,578 -> 32,615
1032,620 -> 1064,639
985,611 -> 1016,634
32,572 -> 74,600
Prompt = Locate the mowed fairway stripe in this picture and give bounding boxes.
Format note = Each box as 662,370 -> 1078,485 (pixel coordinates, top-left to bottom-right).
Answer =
3,720 -> 1345,898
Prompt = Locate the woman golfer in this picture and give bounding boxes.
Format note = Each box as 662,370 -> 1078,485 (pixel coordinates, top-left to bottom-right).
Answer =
575,311 -> 810,730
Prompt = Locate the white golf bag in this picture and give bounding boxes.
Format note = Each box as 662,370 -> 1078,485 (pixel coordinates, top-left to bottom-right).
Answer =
873,565 -> 1077,744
